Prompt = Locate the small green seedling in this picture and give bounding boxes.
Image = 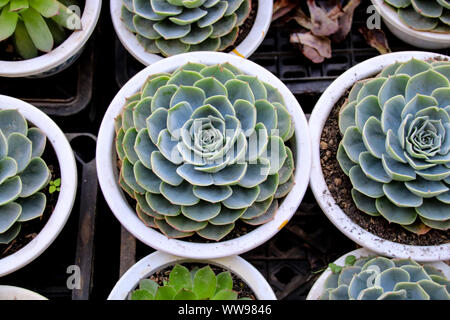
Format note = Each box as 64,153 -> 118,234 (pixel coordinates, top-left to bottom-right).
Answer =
49,178 -> 61,194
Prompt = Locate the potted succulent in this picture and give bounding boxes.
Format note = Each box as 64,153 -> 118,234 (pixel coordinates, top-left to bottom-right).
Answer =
307,248 -> 450,300
108,251 -> 276,300
0,95 -> 77,276
371,0 -> 450,49
110,0 -> 272,65
0,0 -> 102,78
0,285 -> 47,300
96,51 -> 311,259
309,51 -> 450,262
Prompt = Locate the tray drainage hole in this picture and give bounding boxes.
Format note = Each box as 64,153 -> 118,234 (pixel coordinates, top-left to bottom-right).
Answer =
275,234 -> 295,252
275,266 -> 296,284
70,136 -> 96,163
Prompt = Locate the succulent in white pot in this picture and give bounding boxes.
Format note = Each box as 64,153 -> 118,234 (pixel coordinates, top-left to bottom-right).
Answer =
0,0 -> 102,78
108,251 -> 276,300
307,248 -> 450,300
310,51 -> 450,262
371,0 -> 450,49
96,51 -> 311,259
0,285 -> 47,300
0,95 -> 77,276
110,0 -> 272,65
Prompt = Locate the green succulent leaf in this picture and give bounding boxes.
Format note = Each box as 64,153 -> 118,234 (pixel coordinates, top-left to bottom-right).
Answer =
193,266 -> 217,299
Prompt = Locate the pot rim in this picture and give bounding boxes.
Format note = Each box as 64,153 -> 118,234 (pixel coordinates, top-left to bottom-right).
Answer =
309,51 -> 450,262
0,95 -> 78,276
107,251 -> 276,300
371,0 -> 450,44
306,248 -> 450,300
0,285 -> 47,300
0,0 -> 102,78
96,51 -> 311,259
109,0 -> 272,65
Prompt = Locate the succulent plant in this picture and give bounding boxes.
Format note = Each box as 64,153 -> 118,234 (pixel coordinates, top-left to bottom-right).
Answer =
338,58 -> 450,234
115,62 -> 295,241
131,264 -> 248,300
120,0 -> 252,57
0,109 -> 51,245
0,0 -> 82,60
321,255 -> 450,300
384,0 -> 450,33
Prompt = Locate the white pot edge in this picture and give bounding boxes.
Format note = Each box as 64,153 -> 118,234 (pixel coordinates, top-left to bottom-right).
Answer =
0,1 -> 102,78
309,51 -> 450,262
306,248 -> 450,300
0,95 -> 78,276
371,0 -> 450,49
0,285 -> 47,300
108,251 -> 276,300
96,51 -> 312,259
110,0 -> 272,66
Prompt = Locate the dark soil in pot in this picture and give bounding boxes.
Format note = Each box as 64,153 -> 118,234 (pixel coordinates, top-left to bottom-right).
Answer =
0,141 -> 61,259
320,96 -> 450,246
224,0 -> 258,54
131,262 -> 256,300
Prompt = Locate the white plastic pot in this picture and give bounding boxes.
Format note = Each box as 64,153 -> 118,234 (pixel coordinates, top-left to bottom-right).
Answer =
97,51 -> 311,259
0,95 -> 78,276
309,51 -> 450,262
0,1 -> 102,78
307,248 -> 450,300
110,0 -> 272,66
0,285 -> 47,300
108,251 -> 276,300
371,0 -> 450,49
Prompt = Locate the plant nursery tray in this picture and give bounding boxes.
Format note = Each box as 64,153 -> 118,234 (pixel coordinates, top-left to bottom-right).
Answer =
1,0 -> 449,301
0,41 -> 95,117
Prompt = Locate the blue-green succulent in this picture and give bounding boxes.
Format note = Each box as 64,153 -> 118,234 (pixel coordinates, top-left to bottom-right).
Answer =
321,255 -> 450,300
121,0 -> 252,57
384,0 -> 450,33
0,109 -> 51,245
115,62 -> 295,241
338,58 -> 450,234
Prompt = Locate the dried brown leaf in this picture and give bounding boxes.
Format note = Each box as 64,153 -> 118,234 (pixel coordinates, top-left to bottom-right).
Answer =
290,32 -> 332,63
330,0 -> 361,43
289,7 -> 313,30
272,0 -> 297,22
306,0 -> 340,37
358,26 -> 391,54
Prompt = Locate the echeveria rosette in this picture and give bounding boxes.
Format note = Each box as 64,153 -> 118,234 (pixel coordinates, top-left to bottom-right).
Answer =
121,0 -> 252,57
384,0 -> 450,33
338,58 -> 450,234
115,62 -> 295,241
0,109 -> 51,245
321,255 -> 450,300
0,0 -> 82,60
131,264 -> 245,300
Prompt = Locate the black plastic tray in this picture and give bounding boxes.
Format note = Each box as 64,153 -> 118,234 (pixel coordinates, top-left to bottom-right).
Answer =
0,41 -> 95,117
